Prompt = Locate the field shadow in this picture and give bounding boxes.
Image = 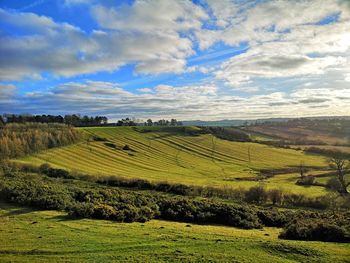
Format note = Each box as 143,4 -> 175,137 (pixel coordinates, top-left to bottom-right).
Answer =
49,214 -> 78,222
0,207 -> 33,218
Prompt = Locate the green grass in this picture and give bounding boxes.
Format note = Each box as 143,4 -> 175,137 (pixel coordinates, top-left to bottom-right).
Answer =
1,203 -> 349,262
16,126 -> 328,195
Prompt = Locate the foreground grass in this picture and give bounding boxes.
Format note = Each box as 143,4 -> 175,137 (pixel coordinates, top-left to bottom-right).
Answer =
0,203 -> 349,263
17,126 -> 328,196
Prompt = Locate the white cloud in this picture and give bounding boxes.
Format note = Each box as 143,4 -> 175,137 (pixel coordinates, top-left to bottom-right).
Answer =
5,80 -> 349,120
0,2 -> 203,81
206,0 -> 239,28
2,0 -> 350,120
217,51 -> 347,87
197,0 -> 350,88
92,1 -> 207,33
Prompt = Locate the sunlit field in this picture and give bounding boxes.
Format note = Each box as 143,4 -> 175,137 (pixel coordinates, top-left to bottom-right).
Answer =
1,203 -> 349,263
16,126 -> 329,195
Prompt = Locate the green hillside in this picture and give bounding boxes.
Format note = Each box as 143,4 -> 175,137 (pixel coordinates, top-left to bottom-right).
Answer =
1,203 -> 349,263
17,126 -> 328,195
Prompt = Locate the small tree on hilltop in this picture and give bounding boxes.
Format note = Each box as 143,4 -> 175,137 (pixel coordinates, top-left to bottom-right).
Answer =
329,152 -> 349,194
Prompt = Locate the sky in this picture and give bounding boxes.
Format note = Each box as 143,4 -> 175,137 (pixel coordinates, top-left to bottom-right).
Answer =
0,0 -> 350,121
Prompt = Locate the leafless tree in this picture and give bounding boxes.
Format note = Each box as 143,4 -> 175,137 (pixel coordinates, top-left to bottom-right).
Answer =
329,153 -> 350,194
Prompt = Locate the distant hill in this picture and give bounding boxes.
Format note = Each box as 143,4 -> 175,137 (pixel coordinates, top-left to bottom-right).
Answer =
182,116 -> 350,127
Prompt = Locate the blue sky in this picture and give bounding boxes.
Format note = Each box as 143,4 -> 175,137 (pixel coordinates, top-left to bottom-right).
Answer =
0,0 -> 350,121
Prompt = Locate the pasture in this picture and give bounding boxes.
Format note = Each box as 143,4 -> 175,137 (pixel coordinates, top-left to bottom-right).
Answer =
1,203 -> 349,263
15,126 -> 330,195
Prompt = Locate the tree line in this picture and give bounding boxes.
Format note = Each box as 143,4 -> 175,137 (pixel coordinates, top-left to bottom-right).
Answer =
0,114 -> 184,127
144,118 -> 182,126
0,123 -> 81,159
1,114 -> 108,127
112,118 -> 183,126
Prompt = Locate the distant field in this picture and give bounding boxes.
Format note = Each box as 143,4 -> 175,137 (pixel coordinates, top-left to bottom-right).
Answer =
290,145 -> 350,154
1,203 -> 349,262
245,126 -> 349,146
16,126 -> 328,195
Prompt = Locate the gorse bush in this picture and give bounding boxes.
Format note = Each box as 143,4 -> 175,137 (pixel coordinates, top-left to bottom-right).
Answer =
157,198 -> 261,229
1,172 -> 349,242
0,173 -> 259,228
244,185 -> 268,204
280,220 -> 350,243
9,163 -> 345,210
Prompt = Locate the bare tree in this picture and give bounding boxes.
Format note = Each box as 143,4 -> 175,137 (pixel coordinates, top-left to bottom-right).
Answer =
329,153 -> 350,194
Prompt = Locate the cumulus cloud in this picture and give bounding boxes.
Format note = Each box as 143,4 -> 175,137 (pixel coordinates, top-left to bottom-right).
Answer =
199,0 -> 350,88
4,80 -> 350,120
0,2 -> 203,80
2,0 -> 350,119
91,1 -> 207,32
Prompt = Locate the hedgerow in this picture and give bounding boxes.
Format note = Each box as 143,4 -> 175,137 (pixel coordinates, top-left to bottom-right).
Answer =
1,172 -> 349,242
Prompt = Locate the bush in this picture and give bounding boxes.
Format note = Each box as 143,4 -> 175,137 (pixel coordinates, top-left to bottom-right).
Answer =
280,220 -> 350,243
104,142 -> 117,149
2,172 -> 349,235
327,177 -> 343,192
69,202 -> 95,218
257,209 -> 290,227
122,144 -> 131,150
296,176 -> 315,186
40,166 -> 74,179
46,168 -> 72,179
92,135 -> 107,141
269,189 -> 284,205
284,193 -> 306,207
245,186 -> 268,204
39,163 -> 51,174
157,198 -> 261,229
92,203 -> 117,219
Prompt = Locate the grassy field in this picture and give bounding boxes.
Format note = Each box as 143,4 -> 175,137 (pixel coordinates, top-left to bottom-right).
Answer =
1,202 -> 349,263
15,126 -> 329,195
244,126 -> 350,146
290,145 -> 350,154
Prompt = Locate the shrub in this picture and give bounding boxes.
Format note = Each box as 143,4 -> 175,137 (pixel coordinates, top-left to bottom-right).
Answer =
122,144 -> 131,150
39,163 -> 51,174
92,135 -> 107,141
46,168 -> 73,179
269,189 -> 284,205
280,220 -> 350,243
257,209 -> 290,227
69,202 -> 95,218
92,204 -> 117,219
157,198 -> 261,229
296,176 -> 315,186
245,186 -> 268,204
40,166 -> 74,179
284,193 -> 306,207
327,177 -> 343,192
104,142 -> 117,149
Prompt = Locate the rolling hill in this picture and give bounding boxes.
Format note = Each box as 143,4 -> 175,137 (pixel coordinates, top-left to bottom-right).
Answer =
15,126 -> 329,195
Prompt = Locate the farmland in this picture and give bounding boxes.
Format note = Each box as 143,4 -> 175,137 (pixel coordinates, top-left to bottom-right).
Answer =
16,126 -> 329,196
